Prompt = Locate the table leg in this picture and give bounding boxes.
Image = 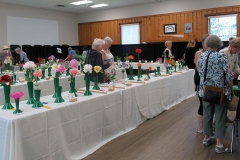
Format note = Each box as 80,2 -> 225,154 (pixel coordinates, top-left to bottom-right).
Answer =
231,122 -> 234,153
236,97 -> 240,137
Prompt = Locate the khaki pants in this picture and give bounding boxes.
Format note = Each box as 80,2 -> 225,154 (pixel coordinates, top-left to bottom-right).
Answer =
228,95 -> 238,111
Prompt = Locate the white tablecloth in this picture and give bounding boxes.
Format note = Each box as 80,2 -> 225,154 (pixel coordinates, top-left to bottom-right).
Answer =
0,69 -> 195,160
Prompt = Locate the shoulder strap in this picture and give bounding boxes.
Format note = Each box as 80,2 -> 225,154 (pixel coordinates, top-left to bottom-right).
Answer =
203,51 -> 212,83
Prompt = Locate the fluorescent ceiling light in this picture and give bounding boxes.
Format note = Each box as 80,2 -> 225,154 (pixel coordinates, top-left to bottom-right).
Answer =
70,1 -> 93,5
90,4 -> 109,8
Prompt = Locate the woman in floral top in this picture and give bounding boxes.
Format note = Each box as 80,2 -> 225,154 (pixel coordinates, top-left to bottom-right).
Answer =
198,35 -> 234,153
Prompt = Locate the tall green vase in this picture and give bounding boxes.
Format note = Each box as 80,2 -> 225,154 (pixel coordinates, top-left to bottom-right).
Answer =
66,68 -> 70,76
52,77 -> 59,98
41,70 -> 45,79
69,82 -> 78,97
154,69 -> 157,77
19,66 -> 23,71
48,67 -> 52,77
26,82 -> 35,104
13,74 -> 18,83
2,85 -> 14,110
145,69 -> 150,79
0,67 -> 3,74
84,75 -> 92,96
137,67 -> 141,81
54,86 -> 65,103
13,100 -> 22,114
129,66 -> 134,80
7,63 -> 10,71
81,64 -> 84,72
32,90 -> 43,108
92,76 -> 100,90
157,66 -> 161,75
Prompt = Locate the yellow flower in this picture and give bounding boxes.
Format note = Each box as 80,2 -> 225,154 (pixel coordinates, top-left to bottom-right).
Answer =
94,66 -> 102,73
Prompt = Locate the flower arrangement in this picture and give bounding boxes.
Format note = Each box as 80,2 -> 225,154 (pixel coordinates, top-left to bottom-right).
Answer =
36,63 -> 40,67
59,59 -> 64,63
33,70 -> 42,79
23,61 -> 36,70
106,69 -> 116,81
0,75 -> 12,85
137,63 -> 142,67
74,53 -> 86,65
115,55 -> 121,61
67,55 -> 73,60
52,63 -> 59,70
135,48 -> 142,61
178,59 -> 185,64
69,59 -> 79,69
83,64 -> 92,75
56,65 -> 66,73
10,91 -> 24,100
128,55 -> 134,66
156,57 -> 162,63
149,66 -> 152,72
19,63 -> 24,68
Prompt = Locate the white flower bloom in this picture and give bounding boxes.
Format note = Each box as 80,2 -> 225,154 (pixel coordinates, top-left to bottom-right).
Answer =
52,63 -> 59,70
83,64 -> 92,74
23,61 -> 36,70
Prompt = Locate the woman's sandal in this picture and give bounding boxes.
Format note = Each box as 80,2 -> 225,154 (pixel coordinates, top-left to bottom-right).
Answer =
196,129 -> 203,134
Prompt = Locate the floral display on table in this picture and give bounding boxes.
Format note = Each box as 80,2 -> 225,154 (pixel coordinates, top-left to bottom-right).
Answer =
106,69 -> 116,86
39,66 -> 47,79
0,75 -> 14,109
67,55 -> 73,60
0,66 -> 3,74
32,77 -> 43,108
65,62 -> 70,76
137,63 -> 142,81
154,69 -> 157,77
135,48 -> 142,61
74,53 -> 86,72
33,70 -> 42,81
178,59 -> 185,70
119,62 -> 128,84
12,72 -> 17,84
157,66 -> 161,75
146,67 -> 152,79
83,64 -> 93,96
54,85 -> 65,103
156,57 -> 162,63
128,55 -> 134,80
10,91 -> 24,114
37,57 -> 43,63
124,53 -> 129,62
52,65 -> 66,98
19,63 -> 24,71
48,55 -> 55,62
92,66 -> 103,90
69,59 -> 79,69
58,59 -> 64,63
68,68 -> 78,97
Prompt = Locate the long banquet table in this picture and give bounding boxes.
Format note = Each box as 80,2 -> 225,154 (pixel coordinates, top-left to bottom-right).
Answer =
130,62 -> 166,70
0,69 -> 195,160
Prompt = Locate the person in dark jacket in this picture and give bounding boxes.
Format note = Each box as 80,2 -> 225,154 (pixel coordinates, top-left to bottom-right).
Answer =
85,38 -> 113,83
185,39 -> 196,69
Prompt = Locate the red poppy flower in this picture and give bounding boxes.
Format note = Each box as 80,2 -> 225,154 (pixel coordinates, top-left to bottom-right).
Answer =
37,57 -> 42,62
128,55 -> 134,60
135,48 -> 142,54
137,63 -> 142,67
149,67 -> 152,72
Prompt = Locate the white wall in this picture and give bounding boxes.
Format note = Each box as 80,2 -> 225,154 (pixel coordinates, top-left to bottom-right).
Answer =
78,0 -> 240,23
0,2 -> 79,47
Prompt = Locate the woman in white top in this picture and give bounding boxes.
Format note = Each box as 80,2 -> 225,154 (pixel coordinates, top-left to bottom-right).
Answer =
100,36 -> 115,74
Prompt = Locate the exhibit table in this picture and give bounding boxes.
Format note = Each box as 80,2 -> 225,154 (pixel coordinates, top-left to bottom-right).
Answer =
130,62 -> 166,70
0,69 -> 195,160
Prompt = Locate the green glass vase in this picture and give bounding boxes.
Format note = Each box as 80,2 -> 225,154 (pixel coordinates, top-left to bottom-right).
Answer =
7,63 -> 10,71
13,74 -> 17,83
154,69 -> 157,77
157,66 -> 161,75
32,90 -> 43,108
166,66 -> 170,74
81,64 -> 84,72
145,69 -> 150,79
69,82 -> 78,97
52,77 -> 59,98
84,75 -> 92,96
26,82 -> 35,104
19,66 -> 23,71
41,70 -> 45,79
128,66 -> 134,80
174,65 -> 177,72
0,67 -> 3,74
13,100 -> 22,114
66,68 -> 70,76
2,85 -> 14,110
54,86 -> 65,103
92,76 -> 100,90
137,67 -> 141,81
48,67 -> 52,77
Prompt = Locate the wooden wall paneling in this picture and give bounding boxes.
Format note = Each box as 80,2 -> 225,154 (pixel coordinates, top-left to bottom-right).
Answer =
227,7 -> 233,12
196,12 -> 202,42
238,13 -> 240,37
184,13 -> 189,40
201,11 -> 208,40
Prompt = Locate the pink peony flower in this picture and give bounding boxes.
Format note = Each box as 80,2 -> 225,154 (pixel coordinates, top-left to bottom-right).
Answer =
56,65 -> 66,73
69,59 -> 79,69
33,70 -> 42,78
23,61 -> 36,70
70,68 -> 78,76
10,91 -> 24,100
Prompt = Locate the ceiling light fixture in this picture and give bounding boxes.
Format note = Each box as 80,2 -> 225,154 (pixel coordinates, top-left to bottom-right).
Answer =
90,4 -> 109,8
70,0 -> 93,5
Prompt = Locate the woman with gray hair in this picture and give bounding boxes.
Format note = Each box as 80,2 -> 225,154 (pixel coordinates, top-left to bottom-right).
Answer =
15,47 -> 29,64
85,38 -> 113,83
100,36 -> 115,74
198,35 -> 234,153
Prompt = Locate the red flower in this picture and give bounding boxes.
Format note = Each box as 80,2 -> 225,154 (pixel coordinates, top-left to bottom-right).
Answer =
135,48 -> 142,54
68,55 -> 73,59
36,63 -> 40,66
19,63 -> 24,67
149,67 -> 152,72
137,63 -> 142,67
37,57 -> 42,62
0,75 -> 12,84
128,55 -> 134,60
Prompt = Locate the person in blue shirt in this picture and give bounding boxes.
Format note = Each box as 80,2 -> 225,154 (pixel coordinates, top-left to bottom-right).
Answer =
64,47 -> 77,61
15,47 -> 29,64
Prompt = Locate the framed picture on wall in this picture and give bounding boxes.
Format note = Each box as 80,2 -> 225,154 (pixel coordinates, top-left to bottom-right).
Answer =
164,24 -> 177,34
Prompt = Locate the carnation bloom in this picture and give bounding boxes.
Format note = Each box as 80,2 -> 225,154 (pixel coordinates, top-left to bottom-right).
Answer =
83,64 -> 92,74
23,61 -> 36,70
94,66 -> 102,73
70,68 -> 78,76
56,65 -> 66,73
19,64 -> 24,67
137,63 -> 142,67
10,91 -> 24,100
37,57 -> 42,62
69,59 -> 79,69
149,67 -> 152,71
0,75 -> 12,84
33,70 -> 42,78
128,55 -> 134,60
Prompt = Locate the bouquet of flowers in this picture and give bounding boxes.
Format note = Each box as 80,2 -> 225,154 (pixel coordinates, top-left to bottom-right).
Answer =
128,55 -> 134,66
23,61 -> 36,71
23,61 -> 36,82
10,91 -> 24,100
56,65 -> 66,74
48,55 -> 55,62
106,69 -> 116,82
19,63 -> 24,71
115,55 -> 121,61
69,59 -> 79,69
70,68 -> 78,77
37,57 -> 43,63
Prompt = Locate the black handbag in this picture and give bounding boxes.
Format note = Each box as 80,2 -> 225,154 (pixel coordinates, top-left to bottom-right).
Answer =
203,51 -> 225,104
